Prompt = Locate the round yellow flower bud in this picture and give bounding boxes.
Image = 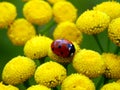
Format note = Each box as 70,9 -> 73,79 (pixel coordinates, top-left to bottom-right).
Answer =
34,61 -> 67,87
100,82 -> 120,90
53,1 -> 77,23
47,0 -> 66,4
2,56 -> 36,85
76,10 -> 110,34
27,85 -> 51,90
23,0 -> 52,25
102,53 -> 120,79
0,82 -> 19,90
73,49 -> 105,78
24,35 -> 53,59
48,42 -> 80,64
93,1 -> 120,20
0,2 -> 17,28
61,73 -> 95,90
7,18 -> 36,46
108,17 -> 120,46
53,21 -> 82,44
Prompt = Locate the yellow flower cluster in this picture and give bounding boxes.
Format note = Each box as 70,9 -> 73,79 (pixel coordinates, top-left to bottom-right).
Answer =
108,17 -> 120,46
53,1 -> 77,23
0,82 -> 19,90
53,21 -> 82,44
34,61 -> 67,87
48,42 -> 80,64
2,56 -> 36,85
102,53 -> 120,79
7,18 -> 36,46
24,35 -> 53,59
100,82 -> 120,90
73,49 -> 105,78
23,0 -> 52,25
27,85 -> 51,90
61,73 -> 95,90
1,0 -> 120,89
76,10 -> 110,34
93,1 -> 120,20
0,2 -> 17,28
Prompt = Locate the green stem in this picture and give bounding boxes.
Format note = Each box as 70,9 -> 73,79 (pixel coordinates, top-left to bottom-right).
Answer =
93,34 -> 104,53
107,38 -> 110,52
103,76 -> 109,84
39,57 -> 46,64
96,75 -> 109,90
40,20 -> 56,35
114,46 -> 120,54
23,79 -> 30,88
52,87 -> 58,90
95,76 -> 104,90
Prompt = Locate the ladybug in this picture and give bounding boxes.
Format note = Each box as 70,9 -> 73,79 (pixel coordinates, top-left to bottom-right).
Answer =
51,39 -> 75,58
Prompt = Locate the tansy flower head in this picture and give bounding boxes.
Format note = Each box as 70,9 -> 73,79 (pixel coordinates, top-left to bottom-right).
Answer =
73,49 -> 105,78
34,61 -> 67,87
53,1 -> 77,23
102,53 -> 120,79
100,82 -> 120,90
61,73 -> 95,90
2,56 -> 36,85
7,18 -> 36,46
47,0 -> 66,4
27,85 -> 51,90
0,2 -> 17,28
53,21 -> 82,44
108,17 -> 120,46
23,0 -> 52,25
93,1 -> 120,20
48,42 -> 80,64
0,82 -> 19,90
24,35 -> 53,59
76,10 -> 110,35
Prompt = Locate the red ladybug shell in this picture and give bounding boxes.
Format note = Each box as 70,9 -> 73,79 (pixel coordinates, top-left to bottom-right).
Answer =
51,39 -> 75,58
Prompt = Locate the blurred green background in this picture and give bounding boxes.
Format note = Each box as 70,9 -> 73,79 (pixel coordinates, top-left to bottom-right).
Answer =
0,0 -> 119,89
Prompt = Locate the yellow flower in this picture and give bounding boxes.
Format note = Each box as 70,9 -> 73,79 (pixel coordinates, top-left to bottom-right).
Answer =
2,56 -> 36,85
27,85 -> 51,90
100,82 -> 120,90
73,49 -> 105,78
47,0 -> 66,4
108,17 -> 120,46
93,1 -> 120,20
0,82 -> 19,90
34,61 -> 67,88
53,1 -> 77,23
76,10 -> 110,35
0,2 -> 17,28
7,18 -> 36,46
53,21 -> 82,44
102,53 -> 120,79
24,35 -> 53,59
61,73 -> 95,90
23,0 -> 52,25
48,42 -> 80,64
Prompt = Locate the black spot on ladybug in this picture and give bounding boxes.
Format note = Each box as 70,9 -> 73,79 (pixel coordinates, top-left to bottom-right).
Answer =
58,45 -> 61,48
60,51 -> 64,55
